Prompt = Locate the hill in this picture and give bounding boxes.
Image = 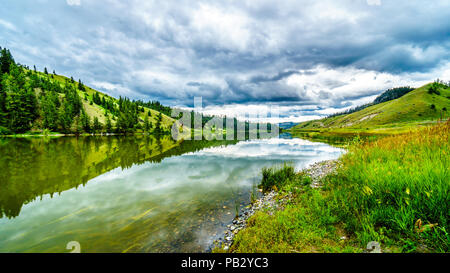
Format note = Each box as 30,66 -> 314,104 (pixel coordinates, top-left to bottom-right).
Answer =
292,82 -> 450,135
0,47 -> 175,135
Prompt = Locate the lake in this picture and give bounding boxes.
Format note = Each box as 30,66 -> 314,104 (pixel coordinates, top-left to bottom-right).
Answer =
0,135 -> 343,253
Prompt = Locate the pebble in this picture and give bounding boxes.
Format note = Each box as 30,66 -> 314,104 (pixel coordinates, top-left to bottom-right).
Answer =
211,159 -> 339,251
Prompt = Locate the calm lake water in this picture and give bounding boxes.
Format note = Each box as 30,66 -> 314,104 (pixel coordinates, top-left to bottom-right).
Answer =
0,135 -> 343,253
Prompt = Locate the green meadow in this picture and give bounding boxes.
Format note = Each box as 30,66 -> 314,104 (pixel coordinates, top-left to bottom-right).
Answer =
223,121 -> 449,253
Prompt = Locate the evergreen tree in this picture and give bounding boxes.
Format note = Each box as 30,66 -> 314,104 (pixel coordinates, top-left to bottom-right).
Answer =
41,93 -> 59,130
80,111 -> 91,133
154,112 -> 163,135
105,116 -> 112,132
144,114 -> 151,132
0,48 -> 15,74
1,64 -> 37,133
0,75 -> 6,127
4,87 -> 37,133
93,116 -> 102,133
44,67 -> 48,75
78,79 -> 85,91
58,106 -> 72,133
73,116 -> 82,135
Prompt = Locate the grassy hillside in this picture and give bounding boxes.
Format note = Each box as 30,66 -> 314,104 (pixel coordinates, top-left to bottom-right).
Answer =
49,73 -> 175,132
292,83 -> 450,135
0,47 -> 175,135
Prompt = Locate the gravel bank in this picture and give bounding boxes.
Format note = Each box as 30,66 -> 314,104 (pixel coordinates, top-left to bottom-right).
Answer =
211,159 -> 339,252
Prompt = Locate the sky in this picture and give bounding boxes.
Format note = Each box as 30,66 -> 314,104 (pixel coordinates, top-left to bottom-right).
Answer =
1,0 -> 450,123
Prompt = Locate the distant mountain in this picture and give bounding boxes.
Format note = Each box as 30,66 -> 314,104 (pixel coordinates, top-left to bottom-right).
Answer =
278,122 -> 299,130
293,82 -> 450,130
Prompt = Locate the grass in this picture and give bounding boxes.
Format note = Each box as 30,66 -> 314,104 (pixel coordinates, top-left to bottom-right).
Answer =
260,163 -> 298,192
226,121 -> 449,253
230,188 -> 360,253
292,83 -> 450,132
327,121 -> 449,252
32,72 -> 176,132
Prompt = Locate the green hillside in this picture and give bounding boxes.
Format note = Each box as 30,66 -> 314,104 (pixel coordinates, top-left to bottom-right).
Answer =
49,73 -> 175,132
292,82 -> 450,135
0,47 -> 175,135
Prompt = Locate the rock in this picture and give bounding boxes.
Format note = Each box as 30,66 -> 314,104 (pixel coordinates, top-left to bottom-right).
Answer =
209,159 -> 340,252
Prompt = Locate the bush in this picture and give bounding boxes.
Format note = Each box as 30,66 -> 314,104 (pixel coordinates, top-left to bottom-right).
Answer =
260,163 -> 296,192
428,83 -> 442,95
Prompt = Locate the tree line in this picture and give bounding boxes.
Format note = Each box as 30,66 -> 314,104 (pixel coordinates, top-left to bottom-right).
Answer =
0,47 -> 170,135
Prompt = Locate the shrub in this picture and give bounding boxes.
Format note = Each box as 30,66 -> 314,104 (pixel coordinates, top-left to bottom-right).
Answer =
260,163 -> 296,192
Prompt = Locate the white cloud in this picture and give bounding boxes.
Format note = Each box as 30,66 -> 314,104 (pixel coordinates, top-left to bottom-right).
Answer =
66,0 -> 81,6
2,0 -> 449,126
0,19 -> 16,31
285,65 -> 430,105
367,0 -> 381,6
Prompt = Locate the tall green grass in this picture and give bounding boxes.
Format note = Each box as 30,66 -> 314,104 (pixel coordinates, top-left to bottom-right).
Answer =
260,163 -> 296,192
326,121 -> 449,252
230,121 -> 449,253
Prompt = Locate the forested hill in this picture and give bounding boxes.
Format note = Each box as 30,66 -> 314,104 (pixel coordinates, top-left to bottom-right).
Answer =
0,47 -> 175,135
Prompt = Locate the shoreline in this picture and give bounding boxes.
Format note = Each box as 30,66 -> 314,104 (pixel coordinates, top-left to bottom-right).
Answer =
0,132 -> 169,138
209,159 -> 339,252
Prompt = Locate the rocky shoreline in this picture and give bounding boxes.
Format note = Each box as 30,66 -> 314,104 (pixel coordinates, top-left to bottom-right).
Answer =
211,159 -> 339,252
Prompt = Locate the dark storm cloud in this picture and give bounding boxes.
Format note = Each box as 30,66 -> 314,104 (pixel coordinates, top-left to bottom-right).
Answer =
1,0 -> 449,120
250,70 -> 302,84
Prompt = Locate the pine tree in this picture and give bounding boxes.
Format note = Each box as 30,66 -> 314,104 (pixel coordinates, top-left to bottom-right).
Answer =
78,79 -> 85,91
80,111 -> 91,133
44,67 -> 48,75
2,64 -> 37,133
41,93 -> 59,130
0,75 -> 6,127
73,116 -> 82,135
105,116 -> 112,133
58,106 -> 72,133
0,48 -> 15,74
93,116 -> 102,133
154,112 -> 163,135
144,114 -> 151,132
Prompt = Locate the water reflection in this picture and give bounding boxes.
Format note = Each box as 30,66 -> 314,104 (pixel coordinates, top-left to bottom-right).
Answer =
0,135 -> 342,253
0,135 -> 235,219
